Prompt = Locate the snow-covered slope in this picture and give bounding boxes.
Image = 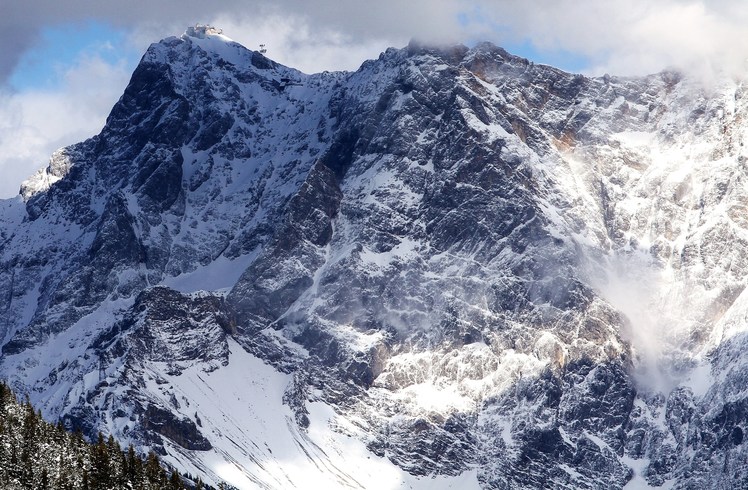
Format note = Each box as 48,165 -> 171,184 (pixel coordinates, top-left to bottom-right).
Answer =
3,25 -> 748,489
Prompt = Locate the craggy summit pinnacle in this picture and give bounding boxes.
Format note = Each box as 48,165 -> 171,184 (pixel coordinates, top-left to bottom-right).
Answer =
1,26 -> 748,489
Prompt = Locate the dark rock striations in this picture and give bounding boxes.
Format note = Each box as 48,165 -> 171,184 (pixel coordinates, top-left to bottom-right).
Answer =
2,25 -> 748,489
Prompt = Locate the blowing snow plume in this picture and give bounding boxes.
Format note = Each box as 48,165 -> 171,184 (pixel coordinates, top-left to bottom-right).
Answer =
586,248 -> 710,394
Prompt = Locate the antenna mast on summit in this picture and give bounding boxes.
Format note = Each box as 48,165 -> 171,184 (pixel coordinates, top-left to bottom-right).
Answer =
259,44 -> 267,54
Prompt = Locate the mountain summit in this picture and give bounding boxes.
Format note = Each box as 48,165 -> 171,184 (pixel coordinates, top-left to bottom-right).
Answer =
2,27 -> 748,489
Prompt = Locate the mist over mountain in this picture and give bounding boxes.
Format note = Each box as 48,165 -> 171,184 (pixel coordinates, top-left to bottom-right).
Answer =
2,25 -> 748,489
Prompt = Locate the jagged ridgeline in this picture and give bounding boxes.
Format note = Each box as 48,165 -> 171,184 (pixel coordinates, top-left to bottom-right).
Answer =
5,22 -> 748,489
0,382 -> 207,489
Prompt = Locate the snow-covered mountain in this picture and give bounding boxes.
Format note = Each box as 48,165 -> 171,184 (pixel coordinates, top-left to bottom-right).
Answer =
2,24 -> 748,489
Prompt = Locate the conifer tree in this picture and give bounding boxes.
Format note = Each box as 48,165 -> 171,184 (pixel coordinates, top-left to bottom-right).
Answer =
8,444 -> 20,484
91,432 -> 111,489
169,469 -> 185,489
39,467 -> 49,489
127,444 -> 138,482
0,383 -> 6,411
146,451 -> 162,484
0,381 -> 206,490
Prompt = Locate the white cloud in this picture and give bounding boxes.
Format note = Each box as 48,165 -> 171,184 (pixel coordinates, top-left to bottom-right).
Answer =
0,53 -> 130,198
209,14 -> 402,74
471,0 -> 748,76
4,1 -> 748,197
6,1 -> 748,79
2,0 -> 474,83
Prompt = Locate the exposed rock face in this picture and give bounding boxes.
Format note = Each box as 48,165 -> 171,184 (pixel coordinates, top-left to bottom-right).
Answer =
2,25 -> 748,489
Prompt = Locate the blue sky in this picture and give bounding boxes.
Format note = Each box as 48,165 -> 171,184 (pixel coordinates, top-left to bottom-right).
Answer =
0,8 -> 602,199
1,1 -> 747,198
7,19 -> 591,93
8,21 -> 140,91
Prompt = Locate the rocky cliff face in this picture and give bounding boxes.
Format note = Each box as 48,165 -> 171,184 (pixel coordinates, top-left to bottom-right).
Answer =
2,25 -> 748,489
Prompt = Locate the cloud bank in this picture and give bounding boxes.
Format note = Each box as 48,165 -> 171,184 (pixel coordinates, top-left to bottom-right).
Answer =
2,1 -> 748,197
0,54 -> 131,197
478,0 -> 748,77
3,0 -> 745,82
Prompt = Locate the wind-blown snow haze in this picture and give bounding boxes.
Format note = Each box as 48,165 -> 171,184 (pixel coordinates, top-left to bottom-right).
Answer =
5,9 -> 748,489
